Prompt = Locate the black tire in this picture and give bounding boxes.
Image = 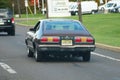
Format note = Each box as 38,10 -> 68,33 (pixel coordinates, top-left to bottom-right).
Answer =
75,11 -> 78,15
27,47 -> 34,57
91,11 -> 95,14
118,8 -> 120,13
7,28 -> 15,36
82,51 -> 91,62
7,32 -> 10,35
11,29 -> 15,36
34,48 -> 42,62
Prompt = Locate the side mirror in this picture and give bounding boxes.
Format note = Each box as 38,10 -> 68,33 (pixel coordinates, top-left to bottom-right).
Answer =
29,28 -> 35,31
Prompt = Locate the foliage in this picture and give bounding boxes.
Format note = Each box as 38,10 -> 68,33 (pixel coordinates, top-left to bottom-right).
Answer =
0,0 -> 12,8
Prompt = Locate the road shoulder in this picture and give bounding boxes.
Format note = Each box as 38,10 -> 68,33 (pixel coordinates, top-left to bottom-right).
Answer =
96,43 -> 120,53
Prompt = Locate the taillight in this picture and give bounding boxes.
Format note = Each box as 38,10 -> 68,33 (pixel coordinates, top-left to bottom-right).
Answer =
53,37 -> 59,42
40,37 -> 60,43
11,18 -> 14,23
87,37 -> 94,43
75,37 -> 93,43
40,37 -> 47,42
75,37 -> 81,43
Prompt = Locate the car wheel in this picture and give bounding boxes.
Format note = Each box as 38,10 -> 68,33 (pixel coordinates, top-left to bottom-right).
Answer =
101,7 -> 105,11
82,51 -> 91,62
7,28 -> 15,36
118,8 -> 120,13
7,31 -> 11,35
11,29 -> 15,36
27,47 -> 33,57
75,12 -> 78,15
34,48 -> 42,62
91,11 -> 95,14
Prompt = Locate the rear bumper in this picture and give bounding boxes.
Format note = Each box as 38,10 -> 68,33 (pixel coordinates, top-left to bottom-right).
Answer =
38,45 -> 95,52
0,24 -> 14,31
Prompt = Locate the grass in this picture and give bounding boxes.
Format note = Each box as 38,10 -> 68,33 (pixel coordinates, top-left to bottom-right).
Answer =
16,13 -> 120,47
82,13 -> 120,47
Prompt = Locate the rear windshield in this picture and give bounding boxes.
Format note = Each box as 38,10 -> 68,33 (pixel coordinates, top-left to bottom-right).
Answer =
0,9 -> 7,12
0,9 -> 13,18
44,21 -> 85,31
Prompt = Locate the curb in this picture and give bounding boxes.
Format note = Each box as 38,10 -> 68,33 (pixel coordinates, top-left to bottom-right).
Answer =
96,43 -> 120,53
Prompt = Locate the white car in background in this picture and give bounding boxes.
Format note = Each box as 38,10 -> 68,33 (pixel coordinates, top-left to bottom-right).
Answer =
98,1 -> 120,11
110,5 -> 120,13
69,1 -> 98,15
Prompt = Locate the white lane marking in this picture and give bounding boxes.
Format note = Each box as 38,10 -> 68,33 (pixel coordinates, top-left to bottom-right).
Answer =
92,52 -> 120,62
0,62 -> 17,74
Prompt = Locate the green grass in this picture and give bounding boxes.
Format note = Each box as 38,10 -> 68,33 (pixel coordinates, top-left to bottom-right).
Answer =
15,14 -> 46,26
82,14 -> 120,47
19,14 -> 46,19
16,13 -> 120,47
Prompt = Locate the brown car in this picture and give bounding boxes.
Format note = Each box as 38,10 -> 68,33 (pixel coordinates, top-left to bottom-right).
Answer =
25,19 -> 95,62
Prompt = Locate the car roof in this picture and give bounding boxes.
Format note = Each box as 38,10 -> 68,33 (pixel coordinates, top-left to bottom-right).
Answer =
39,19 -> 81,23
40,19 -> 90,36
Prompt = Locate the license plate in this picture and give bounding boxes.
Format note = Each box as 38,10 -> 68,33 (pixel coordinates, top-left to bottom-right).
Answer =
0,23 -> 4,25
61,40 -> 72,45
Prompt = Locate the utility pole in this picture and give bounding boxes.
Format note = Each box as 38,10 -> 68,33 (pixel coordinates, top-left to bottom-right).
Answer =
38,0 -> 40,10
12,3 -> 14,16
78,0 -> 82,22
17,0 -> 21,18
42,0 -> 45,14
46,0 -> 48,19
34,0 -> 36,14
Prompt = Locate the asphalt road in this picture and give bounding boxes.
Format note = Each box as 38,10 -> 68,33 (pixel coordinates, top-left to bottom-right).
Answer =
0,25 -> 120,80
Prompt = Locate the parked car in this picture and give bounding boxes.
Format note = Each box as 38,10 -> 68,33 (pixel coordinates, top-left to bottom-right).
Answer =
25,19 -> 95,62
0,8 -> 15,36
98,1 -> 120,12
69,1 -> 98,15
110,6 -> 120,13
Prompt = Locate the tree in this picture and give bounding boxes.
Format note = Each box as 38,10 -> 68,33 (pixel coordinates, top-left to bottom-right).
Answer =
0,0 -> 12,8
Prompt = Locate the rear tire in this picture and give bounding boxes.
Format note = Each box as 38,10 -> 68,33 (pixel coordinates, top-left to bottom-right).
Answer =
27,47 -> 34,57
118,8 -> 120,13
101,7 -> 105,11
34,48 -> 42,62
7,28 -> 15,36
11,29 -> 15,36
91,11 -> 95,14
82,51 -> 91,62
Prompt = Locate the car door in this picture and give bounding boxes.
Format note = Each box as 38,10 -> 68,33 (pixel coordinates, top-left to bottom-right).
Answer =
26,21 -> 40,51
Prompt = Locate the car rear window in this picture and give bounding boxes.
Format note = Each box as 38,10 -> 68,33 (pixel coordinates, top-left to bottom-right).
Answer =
44,21 -> 85,31
0,9 -> 7,12
0,9 -> 13,18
